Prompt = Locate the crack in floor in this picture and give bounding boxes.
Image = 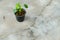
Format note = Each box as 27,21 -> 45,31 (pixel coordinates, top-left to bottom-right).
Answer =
39,0 -> 53,16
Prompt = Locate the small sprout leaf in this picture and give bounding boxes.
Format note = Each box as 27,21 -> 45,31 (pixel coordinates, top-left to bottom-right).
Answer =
16,3 -> 21,10
24,4 -> 28,8
13,9 -> 17,13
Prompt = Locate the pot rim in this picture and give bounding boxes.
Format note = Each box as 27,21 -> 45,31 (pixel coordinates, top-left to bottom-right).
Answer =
16,15 -> 25,17
15,8 -> 26,17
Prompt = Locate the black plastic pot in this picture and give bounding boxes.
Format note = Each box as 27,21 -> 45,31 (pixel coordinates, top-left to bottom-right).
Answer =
16,14 -> 25,22
15,9 -> 26,22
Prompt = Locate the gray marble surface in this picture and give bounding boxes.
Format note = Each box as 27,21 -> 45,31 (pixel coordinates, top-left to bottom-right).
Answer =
0,0 -> 60,40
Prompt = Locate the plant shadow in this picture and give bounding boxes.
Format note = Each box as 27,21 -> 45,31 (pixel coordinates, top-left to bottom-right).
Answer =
25,16 -> 30,21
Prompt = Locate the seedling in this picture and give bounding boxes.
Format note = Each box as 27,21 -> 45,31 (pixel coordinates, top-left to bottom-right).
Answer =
13,2 -> 28,22
13,3 -> 28,14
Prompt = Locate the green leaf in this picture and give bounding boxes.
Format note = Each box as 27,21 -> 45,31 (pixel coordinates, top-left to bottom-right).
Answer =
19,9 -> 21,12
16,3 -> 21,10
13,9 -> 17,13
24,4 -> 28,8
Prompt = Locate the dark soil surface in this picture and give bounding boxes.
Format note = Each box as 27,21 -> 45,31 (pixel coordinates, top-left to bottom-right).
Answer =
15,9 -> 26,16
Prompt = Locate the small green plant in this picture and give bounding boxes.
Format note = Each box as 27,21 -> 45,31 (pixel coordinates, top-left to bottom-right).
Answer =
13,2 -> 28,13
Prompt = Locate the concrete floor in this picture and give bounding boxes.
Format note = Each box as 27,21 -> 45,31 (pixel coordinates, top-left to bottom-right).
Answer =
0,0 -> 60,40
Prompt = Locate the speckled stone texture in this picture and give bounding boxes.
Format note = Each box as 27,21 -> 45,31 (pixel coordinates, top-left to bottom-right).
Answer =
0,0 -> 60,40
